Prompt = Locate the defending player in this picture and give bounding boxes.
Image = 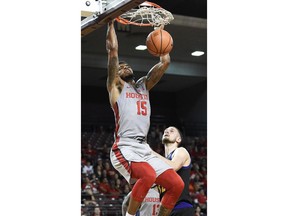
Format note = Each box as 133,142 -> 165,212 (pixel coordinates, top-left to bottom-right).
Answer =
153,126 -> 195,215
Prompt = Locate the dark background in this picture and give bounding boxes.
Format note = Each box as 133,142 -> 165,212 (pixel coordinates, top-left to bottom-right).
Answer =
151,0 -> 207,18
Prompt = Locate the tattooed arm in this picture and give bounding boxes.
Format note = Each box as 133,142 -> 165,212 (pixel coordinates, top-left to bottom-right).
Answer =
145,53 -> 170,91
106,20 -> 122,106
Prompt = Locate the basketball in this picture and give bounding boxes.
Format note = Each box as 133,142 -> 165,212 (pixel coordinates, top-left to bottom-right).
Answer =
146,29 -> 173,57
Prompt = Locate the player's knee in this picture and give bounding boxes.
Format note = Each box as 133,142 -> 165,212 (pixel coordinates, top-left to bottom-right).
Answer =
142,170 -> 156,186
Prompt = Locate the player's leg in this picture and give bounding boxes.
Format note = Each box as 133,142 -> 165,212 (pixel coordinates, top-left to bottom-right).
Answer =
127,161 -> 157,215
155,169 -> 184,216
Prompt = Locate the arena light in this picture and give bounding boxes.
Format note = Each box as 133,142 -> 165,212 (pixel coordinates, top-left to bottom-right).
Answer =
135,45 -> 147,50
191,51 -> 204,56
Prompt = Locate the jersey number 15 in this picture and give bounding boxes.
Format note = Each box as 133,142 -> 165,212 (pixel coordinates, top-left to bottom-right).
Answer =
136,101 -> 147,116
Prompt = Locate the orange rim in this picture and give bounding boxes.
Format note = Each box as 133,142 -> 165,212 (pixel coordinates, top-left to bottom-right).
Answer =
115,1 -> 162,26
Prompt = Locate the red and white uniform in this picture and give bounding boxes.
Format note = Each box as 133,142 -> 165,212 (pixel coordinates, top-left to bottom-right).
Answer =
122,188 -> 160,216
114,81 -> 150,138
110,81 -> 171,184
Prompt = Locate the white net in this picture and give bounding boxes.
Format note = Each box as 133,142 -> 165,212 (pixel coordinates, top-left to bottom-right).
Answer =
117,2 -> 174,27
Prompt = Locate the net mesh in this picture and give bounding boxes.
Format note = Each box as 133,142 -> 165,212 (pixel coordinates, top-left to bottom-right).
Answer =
116,2 -> 174,27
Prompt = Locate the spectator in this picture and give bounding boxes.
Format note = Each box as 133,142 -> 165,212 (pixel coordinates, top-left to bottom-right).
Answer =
81,157 -> 87,170
98,177 -> 111,194
90,174 -> 98,183
189,180 -> 196,197
192,182 -> 201,197
82,176 -> 98,194
83,143 -> 97,159
109,180 -> 121,199
82,161 -> 94,176
103,160 -> 116,179
200,165 -> 207,177
90,174 -> 100,191
94,206 -> 101,216
96,157 -> 103,167
195,204 -> 206,216
82,185 -> 100,216
100,144 -> 110,161
94,164 -> 103,180
115,178 -> 123,194
195,188 -> 207,211
123,184 -> 131,194
102,169 -> 108,181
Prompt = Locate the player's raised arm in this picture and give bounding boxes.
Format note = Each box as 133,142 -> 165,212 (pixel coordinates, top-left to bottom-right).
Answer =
145,53 -> 170,91
106,20 -> 119,93
152,148 -> 189,171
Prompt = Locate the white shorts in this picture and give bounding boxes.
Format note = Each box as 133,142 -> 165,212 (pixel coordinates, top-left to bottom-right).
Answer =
110,137 -> 172,184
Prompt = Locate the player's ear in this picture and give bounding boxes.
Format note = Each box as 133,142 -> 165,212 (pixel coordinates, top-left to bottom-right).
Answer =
176,136 -> 181,144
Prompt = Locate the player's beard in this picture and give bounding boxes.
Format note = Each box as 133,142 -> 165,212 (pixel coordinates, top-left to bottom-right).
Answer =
162,137 -> 170,144
122,74 -> 135,82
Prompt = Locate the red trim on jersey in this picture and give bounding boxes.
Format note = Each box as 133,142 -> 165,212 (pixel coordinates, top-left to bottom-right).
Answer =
112,102 -> 120,137
112,102 -> 130,173
112,137 -> 131,174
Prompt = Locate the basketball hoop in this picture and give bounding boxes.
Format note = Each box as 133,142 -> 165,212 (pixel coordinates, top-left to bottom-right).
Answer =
115,1 -> 174,27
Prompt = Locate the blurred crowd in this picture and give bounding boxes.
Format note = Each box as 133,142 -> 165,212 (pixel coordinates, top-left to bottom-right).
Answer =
81,125 -> 207,216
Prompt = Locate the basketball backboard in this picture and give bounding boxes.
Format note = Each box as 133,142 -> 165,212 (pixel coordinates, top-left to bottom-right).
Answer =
81,0 -> 146,37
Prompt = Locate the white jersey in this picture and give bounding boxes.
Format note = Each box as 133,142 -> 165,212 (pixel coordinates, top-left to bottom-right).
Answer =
139,188 -> 161,216
112,81 -> 151,138
110,80 -> 172,184
122,188 -> 160,216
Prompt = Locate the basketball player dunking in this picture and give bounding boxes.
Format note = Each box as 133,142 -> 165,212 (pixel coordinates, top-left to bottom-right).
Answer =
106,19 -> 184,216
